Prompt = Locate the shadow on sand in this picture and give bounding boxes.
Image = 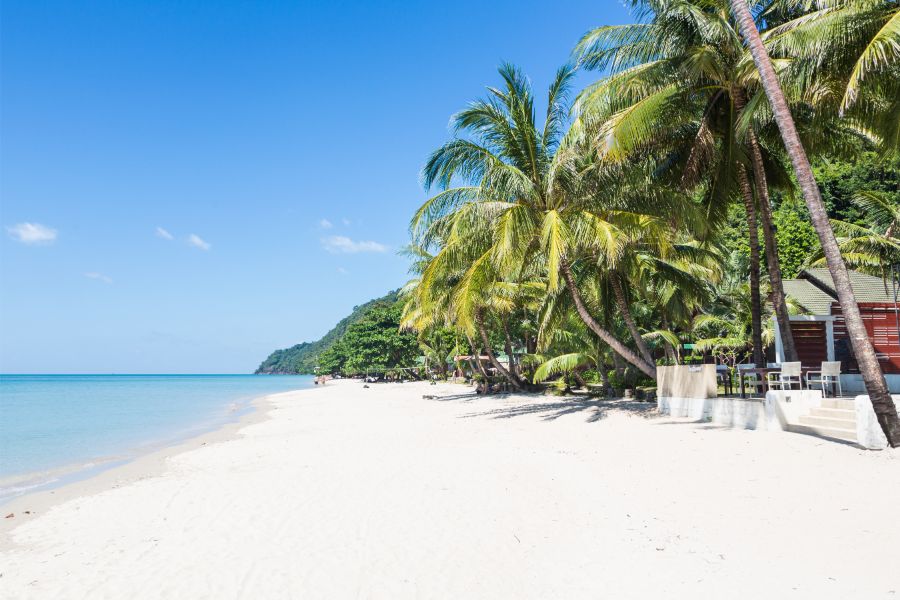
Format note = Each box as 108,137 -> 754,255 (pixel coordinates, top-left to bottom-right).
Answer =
425,391 -> 657,423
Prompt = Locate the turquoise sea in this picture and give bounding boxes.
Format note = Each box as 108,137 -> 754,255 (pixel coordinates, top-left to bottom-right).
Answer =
0,374 -> 314,504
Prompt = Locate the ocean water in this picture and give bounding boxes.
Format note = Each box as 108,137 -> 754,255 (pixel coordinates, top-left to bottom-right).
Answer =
0,374 -> 314,504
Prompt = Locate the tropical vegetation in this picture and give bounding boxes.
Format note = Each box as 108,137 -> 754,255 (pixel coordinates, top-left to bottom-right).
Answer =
254,0 -> 899,444
255,291 -> 416,375
398,0 -> 900,444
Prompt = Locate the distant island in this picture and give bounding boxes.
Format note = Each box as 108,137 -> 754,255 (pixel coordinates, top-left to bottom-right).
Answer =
255,290 -> 417,375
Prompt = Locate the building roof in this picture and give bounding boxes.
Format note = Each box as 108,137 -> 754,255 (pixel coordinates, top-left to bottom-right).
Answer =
802,268 -> 898,303
782,268 -> 899,314
781,278 -> 835,315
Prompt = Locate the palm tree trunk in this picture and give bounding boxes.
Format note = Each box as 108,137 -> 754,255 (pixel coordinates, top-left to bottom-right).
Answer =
467,335 -> 490,380
476,310 -> 523,390
501,318 -> 516,374
730,0 -> 900,446
747,130 -> 799,362
572,368 -> 588,390
611,275 -> 655,366
560,259 -> 657,379
737,164 -> 766,367
734,88 -> 797,363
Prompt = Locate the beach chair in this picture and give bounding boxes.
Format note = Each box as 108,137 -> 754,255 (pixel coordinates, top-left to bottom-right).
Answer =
806,361 -> 842,397
737,364 -> 764,396
767,361 -> 803,391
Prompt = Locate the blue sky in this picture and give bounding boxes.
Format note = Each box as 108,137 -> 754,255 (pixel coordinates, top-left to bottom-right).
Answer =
0,0 -> 629,373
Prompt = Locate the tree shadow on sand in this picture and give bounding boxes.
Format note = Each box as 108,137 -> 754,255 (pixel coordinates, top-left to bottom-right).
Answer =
425,392 -> 657,423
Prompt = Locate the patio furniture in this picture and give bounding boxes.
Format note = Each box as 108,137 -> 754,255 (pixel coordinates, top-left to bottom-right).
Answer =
716,364 -> 734,395
737,364 -> 764,396
806,361 -> 842,397
767,361 -> 803,390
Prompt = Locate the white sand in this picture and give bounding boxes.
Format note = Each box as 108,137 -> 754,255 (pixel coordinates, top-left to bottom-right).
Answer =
2,379 -> 899,599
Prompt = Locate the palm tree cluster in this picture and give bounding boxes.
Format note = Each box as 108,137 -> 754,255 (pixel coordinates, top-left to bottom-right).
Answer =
401,0 -> 900,444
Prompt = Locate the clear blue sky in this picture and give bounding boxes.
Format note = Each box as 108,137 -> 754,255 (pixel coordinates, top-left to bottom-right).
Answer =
0,0 -> 628,373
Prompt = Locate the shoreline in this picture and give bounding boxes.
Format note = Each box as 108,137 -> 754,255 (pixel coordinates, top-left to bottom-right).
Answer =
3,379 -> 899,599
0,386 -> 319,540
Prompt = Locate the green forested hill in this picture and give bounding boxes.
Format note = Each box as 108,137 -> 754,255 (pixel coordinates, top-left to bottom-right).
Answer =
254,291 -> 401,374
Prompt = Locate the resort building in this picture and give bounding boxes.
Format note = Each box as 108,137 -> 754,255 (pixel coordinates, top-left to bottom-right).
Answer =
780,268 -> 900,393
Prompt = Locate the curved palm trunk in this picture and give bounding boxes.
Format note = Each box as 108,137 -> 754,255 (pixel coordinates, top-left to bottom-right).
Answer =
560,259 -> 657,379
611,275 -> 655,367
731,0 -> 900,446
476,310 -> 523,391
737,164 -> 766,367
734,89 -> 797,363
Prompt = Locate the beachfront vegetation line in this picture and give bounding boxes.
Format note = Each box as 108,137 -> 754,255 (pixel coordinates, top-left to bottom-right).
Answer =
397,0 -> 900,445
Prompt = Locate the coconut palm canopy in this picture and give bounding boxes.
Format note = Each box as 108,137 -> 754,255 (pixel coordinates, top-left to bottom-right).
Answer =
396,0 -> 900,444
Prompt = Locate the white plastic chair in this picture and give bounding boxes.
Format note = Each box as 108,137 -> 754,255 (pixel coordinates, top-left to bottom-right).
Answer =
767,361 -> 803,390
806,361 -> 842,397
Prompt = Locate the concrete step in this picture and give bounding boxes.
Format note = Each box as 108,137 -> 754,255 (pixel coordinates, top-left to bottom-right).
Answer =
809,407 -> 856,420
799,415 -> 856,430
789,424 -> 857,443
820,398 -> 855,410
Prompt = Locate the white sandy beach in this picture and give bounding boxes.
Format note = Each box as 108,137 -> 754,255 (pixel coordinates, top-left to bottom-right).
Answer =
2,379 -> 899,599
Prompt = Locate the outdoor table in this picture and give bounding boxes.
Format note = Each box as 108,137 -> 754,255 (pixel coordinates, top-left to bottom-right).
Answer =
737,367 -> 816,398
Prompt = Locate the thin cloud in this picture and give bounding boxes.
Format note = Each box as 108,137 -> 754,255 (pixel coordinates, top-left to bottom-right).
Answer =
337,267 -> 348,275
84,272 -> 113,284
187,234 -> 211,250
321,235 -> 387,254
342,218 -> 351,226
7,222 -> 57,245
319,218 -> 333,229
155,227 -> 174,240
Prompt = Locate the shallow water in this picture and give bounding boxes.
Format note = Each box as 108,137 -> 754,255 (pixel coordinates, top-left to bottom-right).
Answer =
0,374 -> 314,503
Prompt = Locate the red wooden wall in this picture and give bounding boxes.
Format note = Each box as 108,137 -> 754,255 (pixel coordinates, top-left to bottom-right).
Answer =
791,321 -> 828,368
832,302 -> 900,374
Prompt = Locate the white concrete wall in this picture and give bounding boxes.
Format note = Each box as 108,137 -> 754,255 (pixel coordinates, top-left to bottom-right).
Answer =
854,394 -> 900,450
657,365 -> 717,399
839,374 -> 900,394
763,390 -> 823,432
657,396 -> 767,430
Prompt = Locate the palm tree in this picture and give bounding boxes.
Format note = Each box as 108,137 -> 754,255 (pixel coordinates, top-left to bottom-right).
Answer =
401,231 -> 528,390
572,0 -> 801,365
764,0 -> 900,152
729,0 -> 900,446
412,64 -> 679,379
810,191 -> 900,276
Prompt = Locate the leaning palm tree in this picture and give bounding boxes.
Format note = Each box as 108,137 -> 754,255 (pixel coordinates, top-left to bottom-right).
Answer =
729,0 -> 900,445
412,64 -> 684,379
402,215 -> 528,390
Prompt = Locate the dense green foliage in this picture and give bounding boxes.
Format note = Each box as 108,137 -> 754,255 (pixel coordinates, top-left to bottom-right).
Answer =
255,291 -> 402,374
814,150 -> 900,225
398,0 -> 900,394
317,303 -> 420,376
